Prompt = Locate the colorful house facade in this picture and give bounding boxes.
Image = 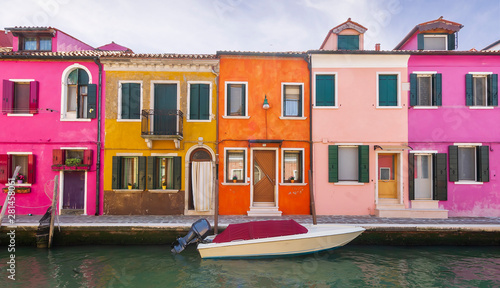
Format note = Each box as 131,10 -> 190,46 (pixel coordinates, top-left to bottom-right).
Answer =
396,18 -> 500,217
217,52 -> 311,216
0,27 -> 103,216
101,53 -> 219,215
310,20 -> 416,217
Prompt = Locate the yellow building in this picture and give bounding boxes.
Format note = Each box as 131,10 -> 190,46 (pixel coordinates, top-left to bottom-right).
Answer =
101,54 -> 219,215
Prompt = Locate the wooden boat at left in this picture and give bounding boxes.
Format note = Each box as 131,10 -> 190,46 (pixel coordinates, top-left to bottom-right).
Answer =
171,219 -> 365,259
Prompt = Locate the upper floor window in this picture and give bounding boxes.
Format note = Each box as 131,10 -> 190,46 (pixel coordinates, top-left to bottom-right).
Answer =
188,83 -> 210,121
315,74 -> 336,107
378,74 -> 399,107
20,35 -> 52,51
225,82 -> 247,117
338,35 -> 359,50
118,82 -> 141,120
410,73 -> 442,107
466,73 -> 498,107
2,80 -> 39,115
417,33 -> 455,51
61,66 -> 96,120
282,83 -> 303,117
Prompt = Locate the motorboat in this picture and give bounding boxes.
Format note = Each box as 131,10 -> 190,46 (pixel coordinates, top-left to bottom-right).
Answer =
171,219 -> 365,259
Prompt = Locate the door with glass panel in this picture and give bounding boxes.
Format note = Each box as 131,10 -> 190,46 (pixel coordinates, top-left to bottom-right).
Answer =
378,154 -> 398,199
414,154 -> 433,199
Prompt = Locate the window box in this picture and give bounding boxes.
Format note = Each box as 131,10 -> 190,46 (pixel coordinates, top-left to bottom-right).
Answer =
2,187 -> 31,194
51,164 -> 90,171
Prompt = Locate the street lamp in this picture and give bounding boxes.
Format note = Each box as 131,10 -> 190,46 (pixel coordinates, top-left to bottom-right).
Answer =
263,95 -> 270,110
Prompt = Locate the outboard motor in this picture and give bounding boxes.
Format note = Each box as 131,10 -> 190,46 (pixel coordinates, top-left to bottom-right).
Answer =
171,218 -> 211,254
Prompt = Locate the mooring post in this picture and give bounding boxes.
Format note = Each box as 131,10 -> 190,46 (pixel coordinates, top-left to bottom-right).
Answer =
0,166 -> 21,226
48,175 -> 59,248
309,170 -> 317,225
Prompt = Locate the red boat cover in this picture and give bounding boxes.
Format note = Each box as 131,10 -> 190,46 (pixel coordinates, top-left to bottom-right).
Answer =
213,220 -> 308,243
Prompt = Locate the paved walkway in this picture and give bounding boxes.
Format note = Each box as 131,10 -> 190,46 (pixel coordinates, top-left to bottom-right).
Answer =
5,214 -> 500,230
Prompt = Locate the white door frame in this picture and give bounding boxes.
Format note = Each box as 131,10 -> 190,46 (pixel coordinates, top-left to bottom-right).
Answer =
58,170 -> 88,215
184,145 -> 216,215
414,153 -> 434,200
250,147 -> 279,208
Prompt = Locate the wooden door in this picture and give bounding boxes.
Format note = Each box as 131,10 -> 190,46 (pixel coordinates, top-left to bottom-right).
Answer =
253,150 -> 275,203
63,171 -> 85,209
378,154 -> 398,199
154,84 -> 177,134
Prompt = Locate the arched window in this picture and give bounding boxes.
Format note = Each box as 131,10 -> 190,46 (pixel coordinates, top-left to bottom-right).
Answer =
61,65 -> 96,119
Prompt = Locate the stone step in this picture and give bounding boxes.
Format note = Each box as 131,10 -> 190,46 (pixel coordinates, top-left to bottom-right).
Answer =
375,208 -> 448,219
376,204 -> 406,210
247,207 -> 283,217
411,200 -> 440,209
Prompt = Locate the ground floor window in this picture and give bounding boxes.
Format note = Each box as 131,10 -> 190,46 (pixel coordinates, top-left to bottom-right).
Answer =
0,153 -> 35,184
112,156 -> 145,190
147,156 -> 182,190
283,150 -> 303,183
226,149 -> 245,183
449,145 -> 489,183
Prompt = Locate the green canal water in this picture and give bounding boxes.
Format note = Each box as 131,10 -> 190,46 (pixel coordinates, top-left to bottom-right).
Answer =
1,245 -> 499,287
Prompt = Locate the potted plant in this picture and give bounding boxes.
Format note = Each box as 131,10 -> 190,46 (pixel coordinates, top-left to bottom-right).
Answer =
127,183 -> 132,190
289,176 -> 295,183
232,175 -> 238,183
16,174 -> 26,184
162,182 -> 167,190
65,158 -> 82,169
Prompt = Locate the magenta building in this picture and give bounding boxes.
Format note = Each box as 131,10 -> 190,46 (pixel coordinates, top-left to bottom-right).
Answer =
396,18 -> 500,217
0,27 -> 104,215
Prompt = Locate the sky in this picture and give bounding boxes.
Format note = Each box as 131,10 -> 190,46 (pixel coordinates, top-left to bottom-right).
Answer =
1,0 -> 499,54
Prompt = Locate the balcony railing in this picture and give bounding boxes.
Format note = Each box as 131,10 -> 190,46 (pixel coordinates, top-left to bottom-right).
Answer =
141,109 -> 183,138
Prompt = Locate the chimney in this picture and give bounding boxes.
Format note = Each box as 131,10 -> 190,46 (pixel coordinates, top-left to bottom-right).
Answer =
375,43 -> 381,51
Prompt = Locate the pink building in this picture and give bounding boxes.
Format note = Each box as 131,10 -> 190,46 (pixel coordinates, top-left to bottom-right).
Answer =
0,27 -> 104,216
396,18 -> 500,217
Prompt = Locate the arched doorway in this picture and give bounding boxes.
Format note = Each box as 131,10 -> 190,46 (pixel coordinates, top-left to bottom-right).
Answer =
188,148 -> 213,212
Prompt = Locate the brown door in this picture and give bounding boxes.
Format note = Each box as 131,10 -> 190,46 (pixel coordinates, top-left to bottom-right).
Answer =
253,150 -> 275,203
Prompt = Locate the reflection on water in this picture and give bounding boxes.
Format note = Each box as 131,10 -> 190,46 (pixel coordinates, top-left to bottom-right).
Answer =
1,245 -> 499,287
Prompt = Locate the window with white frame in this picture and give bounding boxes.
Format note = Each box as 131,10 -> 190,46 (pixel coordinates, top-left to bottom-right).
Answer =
282,84 -> 303,117
409,72 -> 442,107
315,74 -> 335,107
226,83 -> 247,117
61,66 -> 96,120
449,145 -> 490,183
2,80 -> 39,114
283,150 -> 303,183
378,74 -> 399,107
328,145 -> 369,183
119,82 -> 141,120
0,153 -> 35,184
189,83 -> 210,120
423,35 -> 447,50
226,150 -> 245,183
466,73 -> 498,107
339,147 -> 359,181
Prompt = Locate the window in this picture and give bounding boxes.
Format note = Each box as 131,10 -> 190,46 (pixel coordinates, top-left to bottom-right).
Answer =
380,168 -> 391,180
19,35 -> 52,51
338,35 -> 359,50
410,73 -> 442,107
112,156 -> 146,190
189,83 -> 210,120
226,150 -> 245,183
283,150 -> 303,183
119,82 -> 141,120
52,149 -> 92,168
282,84 -> 303,117
378,74 -> 398,107
417,33 -> 455,51
2,80 -> 39,114
0,154 -> 35,184
62,66 -> 97,119
328,145 -> 369,183
449,145 -> 489,183
147,156 -> 182,190
226,83 -> 246,117
466,74 -> 498,107
315,74 -> 335,107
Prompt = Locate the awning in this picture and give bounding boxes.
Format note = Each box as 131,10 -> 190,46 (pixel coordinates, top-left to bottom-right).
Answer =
374,145 -> 413,151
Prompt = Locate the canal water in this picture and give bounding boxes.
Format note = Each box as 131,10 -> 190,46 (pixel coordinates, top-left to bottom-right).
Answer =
1,245 -> 499,287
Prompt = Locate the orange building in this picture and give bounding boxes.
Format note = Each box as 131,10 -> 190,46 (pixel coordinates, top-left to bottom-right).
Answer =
217,52 -> 311,216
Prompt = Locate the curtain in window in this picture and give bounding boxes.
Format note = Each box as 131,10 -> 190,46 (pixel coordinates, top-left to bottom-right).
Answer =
12,155 -> 28,180
423,37 -> 446,50
285,85 -> 300,116
227,151 -> 244,181
192,162 -> 213,211
339,147 -> 358,181
458,147 -> 475,181
123,158 -> 137,188
473,77 -> 486,106
39,38 -> 51,50
284,152 -> 299,181
229,85 -> 243,115
417,76 -> 432,106
159,158 -> 174,189
24,38 -> 37,50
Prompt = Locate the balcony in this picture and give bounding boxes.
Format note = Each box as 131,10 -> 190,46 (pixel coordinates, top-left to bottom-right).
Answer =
141,109 -> 183,148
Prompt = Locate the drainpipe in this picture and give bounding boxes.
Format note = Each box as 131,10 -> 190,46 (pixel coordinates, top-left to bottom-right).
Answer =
211,65 -> 219,234
94,57 -> 103,216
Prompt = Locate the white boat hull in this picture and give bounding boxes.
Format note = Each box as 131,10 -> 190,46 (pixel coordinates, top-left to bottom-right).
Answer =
197,224 -> 365,259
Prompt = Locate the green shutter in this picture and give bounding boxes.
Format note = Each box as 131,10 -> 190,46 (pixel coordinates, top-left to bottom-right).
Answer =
448,146 -> 458,182
87,84 -> 97,119
200,84 -> 210,119
316,75 -> 335,107
298,85 -> 303,117
241,84 -> 246,116
112,156 -> 122,189
147,156 -> 156,190
477,146 -> 489,182
379,75 -> 397,106
190,84 -> 200,120
121,83 -> 130,119
78,69 -> 89,84
379,75 -> 388,106
447,33 -> 455,51
465,74 -> 473,106
226,84 -> 231,116
408,153 -> 415,200
138,156 -> 146,190
129,83 -> 141,119
488,74 -> 498,106
358,145 -> 369,183
173,156 -> 182,190
433,73 -> 442,106
410,74 -> 417,106
433,153 -> 448,201
328,145 -> 338,183
417,34 -> 424,50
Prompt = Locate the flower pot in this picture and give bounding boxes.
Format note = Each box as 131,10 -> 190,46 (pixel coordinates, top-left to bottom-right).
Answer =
128,185 -> 132,190
17,180 -> 23,184
233,179 -> 237,183
162,185 -> 166,190
291,179 -> 295,183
